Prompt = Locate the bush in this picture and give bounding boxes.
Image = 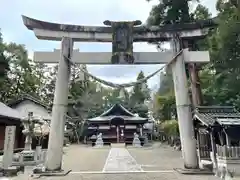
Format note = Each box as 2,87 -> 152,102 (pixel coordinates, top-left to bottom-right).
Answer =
160,120 -> 179,137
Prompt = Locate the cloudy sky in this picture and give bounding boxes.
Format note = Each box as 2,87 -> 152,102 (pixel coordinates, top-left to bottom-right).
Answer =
0,0 -> 216,91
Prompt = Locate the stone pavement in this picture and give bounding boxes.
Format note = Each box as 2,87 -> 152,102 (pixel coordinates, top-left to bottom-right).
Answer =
7,143 -> 230,180
102,147 -> 143,172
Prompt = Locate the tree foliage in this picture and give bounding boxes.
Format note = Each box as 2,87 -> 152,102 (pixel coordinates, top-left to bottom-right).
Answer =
152,0 -> 240,127
129,71 -> 151,118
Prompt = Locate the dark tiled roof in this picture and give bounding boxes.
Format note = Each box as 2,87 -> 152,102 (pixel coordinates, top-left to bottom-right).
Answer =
100,104 -> 135,117
8,94 -> 50,110
88,115 -> 147,122
194,106 -> 240,126
0,102 -> 24,120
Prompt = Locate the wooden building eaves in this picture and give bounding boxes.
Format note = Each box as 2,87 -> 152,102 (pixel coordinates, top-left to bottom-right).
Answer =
194,106 -> 240,127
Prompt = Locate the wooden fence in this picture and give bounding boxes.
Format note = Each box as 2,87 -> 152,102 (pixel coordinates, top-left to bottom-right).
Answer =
198,146 -> 211,159
217,145 -> 240,159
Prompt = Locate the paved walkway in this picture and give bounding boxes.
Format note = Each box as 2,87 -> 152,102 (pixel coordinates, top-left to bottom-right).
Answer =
8,143 -> 230,180
102,147 -> 143,172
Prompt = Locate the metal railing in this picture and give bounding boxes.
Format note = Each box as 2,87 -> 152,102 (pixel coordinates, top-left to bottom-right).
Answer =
217,145 -> 240,159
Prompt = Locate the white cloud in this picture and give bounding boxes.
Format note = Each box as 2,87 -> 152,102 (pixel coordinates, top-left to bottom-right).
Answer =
1,0 -> 216,90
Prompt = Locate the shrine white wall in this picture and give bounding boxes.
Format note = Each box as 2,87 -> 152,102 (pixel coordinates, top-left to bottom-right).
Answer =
11,100 -> 51,120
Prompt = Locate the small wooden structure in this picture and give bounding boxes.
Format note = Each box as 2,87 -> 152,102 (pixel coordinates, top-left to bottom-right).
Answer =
8,95 -> 51,149
0,102 -> 24,152
193,106 -> 240,175
87,104 -> 148,145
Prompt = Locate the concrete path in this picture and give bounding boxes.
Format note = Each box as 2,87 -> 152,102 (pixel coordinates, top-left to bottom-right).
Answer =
102,148 -> 143,172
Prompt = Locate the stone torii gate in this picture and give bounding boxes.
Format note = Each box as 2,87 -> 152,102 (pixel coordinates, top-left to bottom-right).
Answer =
22,15 -> 216,171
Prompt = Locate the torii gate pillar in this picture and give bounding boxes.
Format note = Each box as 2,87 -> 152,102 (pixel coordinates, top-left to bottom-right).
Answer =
171,39 -> 198,169
45,37 -> 73,171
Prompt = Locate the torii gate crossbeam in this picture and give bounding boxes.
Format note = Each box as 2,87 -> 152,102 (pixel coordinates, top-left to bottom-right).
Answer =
34,49 -> 209,64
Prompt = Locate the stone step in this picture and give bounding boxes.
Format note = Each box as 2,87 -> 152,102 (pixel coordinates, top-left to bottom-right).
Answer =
111,143 -> 125,148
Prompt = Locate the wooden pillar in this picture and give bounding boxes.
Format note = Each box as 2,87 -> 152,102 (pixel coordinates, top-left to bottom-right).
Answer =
210,130 -> 218,172
140,125 -> 143,136
225,133 -> 230,147
116,126 -> 119,143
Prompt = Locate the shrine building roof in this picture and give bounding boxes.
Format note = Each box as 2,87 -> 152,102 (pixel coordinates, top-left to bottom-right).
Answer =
87,104 -> 147,123
0,102 -> 24,124
8,94 -> 49,110
194,106 -> 240,127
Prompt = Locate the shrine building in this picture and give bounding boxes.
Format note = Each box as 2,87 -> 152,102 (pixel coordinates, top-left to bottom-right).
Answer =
86,103 -> 149,145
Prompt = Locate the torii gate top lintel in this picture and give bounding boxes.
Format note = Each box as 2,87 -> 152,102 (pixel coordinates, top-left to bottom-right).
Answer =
22,15 -> 217,42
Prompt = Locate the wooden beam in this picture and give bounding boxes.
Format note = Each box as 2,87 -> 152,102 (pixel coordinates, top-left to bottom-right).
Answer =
33,49 -> 210,64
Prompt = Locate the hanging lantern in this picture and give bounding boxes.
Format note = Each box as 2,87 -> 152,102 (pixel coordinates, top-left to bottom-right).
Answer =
118,88 -> 125,99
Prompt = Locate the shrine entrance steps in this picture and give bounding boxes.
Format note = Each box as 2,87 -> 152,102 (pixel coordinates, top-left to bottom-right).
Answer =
111,143 -> 125,148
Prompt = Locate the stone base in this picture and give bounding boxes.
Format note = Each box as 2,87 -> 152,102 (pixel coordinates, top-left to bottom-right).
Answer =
94,145 -> 104,148
31,168 -> 72,178
143,143 -> 152,147
174,168 -> 214,175
217,158 -> 240,176
20,150 -> 35,163
132,145 -> 142,148
3,166 -> 20,177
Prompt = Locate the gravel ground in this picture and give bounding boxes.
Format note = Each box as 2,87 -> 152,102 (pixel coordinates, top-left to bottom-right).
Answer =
8,143 -> 240,180
14,172 -> 220,180
62,144 -> 110,172
127,143 -> 184,171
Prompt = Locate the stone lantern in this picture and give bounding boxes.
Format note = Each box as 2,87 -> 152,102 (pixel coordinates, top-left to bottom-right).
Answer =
22,112 -> 34,150
20,112 -> 35,163
20,112 -> 49,164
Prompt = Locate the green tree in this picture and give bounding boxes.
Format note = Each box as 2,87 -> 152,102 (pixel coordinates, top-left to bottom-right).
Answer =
205,1 -> 240,109
147,0 -> 200,26
129,71 -> 150,117
0,31 -> 9,81
0,40 -> 47,103
149,0 -> 213,121
130,71 -> 150,104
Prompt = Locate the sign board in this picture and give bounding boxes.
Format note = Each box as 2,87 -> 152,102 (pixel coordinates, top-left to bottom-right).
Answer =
104,20 -> 141,64
3,126 -> 16,168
